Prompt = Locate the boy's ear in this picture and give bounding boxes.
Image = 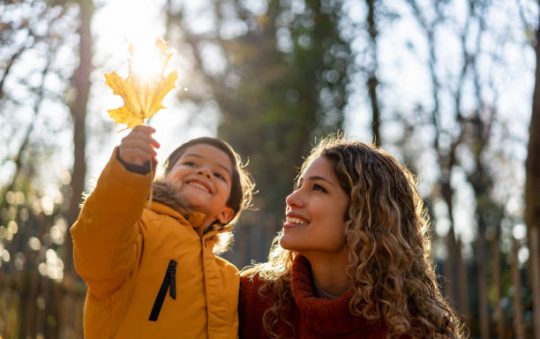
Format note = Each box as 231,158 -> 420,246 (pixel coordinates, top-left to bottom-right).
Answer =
217,207 -> 235,224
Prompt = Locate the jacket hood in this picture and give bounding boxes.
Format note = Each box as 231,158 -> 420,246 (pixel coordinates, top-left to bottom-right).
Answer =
151,180 -> 232,237
152,180 -> 191,217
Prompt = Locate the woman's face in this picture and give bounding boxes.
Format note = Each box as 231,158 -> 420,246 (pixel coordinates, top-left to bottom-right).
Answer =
280,156 -> 350,256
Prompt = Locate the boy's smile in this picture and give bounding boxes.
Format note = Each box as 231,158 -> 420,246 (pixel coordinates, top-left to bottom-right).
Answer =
186,178 -> 212,193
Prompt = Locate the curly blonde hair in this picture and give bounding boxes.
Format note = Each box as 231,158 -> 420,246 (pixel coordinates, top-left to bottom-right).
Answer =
243,136 -> 465,338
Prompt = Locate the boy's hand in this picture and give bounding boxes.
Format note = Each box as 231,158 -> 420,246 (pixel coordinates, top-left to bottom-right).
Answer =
118,125 -> 160,167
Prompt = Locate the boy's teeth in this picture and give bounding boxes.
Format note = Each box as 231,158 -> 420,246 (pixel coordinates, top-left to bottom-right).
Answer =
190,182 -> 209,192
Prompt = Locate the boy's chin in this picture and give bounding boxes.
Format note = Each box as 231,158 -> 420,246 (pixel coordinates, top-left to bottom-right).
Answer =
182,199 -> 211,216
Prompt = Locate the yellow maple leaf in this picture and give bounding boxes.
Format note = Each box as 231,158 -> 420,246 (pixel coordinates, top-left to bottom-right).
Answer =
105,38 -> 178,128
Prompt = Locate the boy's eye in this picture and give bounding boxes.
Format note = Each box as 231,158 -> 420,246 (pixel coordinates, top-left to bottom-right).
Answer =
214,172 -> 226,181
183,161 -> 197,167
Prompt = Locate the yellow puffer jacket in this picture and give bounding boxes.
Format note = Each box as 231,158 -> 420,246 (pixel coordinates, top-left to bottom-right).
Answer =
71,151 -> 239,339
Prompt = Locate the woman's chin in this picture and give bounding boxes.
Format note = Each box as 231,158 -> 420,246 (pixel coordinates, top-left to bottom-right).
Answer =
279,234 -> 300,251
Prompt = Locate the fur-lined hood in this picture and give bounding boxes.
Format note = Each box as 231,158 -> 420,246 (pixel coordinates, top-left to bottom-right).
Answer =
151,180 -> 232,237
151,181 -> 191,218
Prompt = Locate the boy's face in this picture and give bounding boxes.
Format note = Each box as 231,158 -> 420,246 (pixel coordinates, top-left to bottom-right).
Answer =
164,144 -> 234,224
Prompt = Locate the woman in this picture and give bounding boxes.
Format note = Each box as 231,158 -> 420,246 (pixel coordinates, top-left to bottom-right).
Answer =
239,136 -> 464,338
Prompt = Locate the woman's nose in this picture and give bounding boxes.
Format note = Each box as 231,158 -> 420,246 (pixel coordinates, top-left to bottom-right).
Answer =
285,189 -> 303,208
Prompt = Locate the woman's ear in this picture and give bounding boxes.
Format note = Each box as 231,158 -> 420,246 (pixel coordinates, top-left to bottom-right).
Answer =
217,207 -> 235,224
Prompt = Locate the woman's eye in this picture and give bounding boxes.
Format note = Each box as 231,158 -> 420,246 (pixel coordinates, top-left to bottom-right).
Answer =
214,172 -> 226,181
184,161 -> 197,167
313,184 -> 326,193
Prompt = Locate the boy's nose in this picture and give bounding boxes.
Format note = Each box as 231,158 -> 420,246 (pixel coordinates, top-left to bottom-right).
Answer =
197,167 -> 211,179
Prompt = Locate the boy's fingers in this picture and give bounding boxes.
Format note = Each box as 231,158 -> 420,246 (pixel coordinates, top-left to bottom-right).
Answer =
119,126 -> 160,167
132,125 -> 156,134
120,150 -> 157,164
150,137 -> 160,148
119,149 -> 156,166
122,140 -> 158,155
124,128 -> 160,149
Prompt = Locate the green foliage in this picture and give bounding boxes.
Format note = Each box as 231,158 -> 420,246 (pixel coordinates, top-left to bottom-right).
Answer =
168,0 -> 353,224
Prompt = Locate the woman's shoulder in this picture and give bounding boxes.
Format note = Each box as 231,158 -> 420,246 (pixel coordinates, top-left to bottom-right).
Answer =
239,269 -> 276,301
238,270 -> 275,338
240,270 -> 265,292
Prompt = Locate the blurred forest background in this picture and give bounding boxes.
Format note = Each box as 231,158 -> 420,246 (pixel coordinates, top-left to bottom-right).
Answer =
1,0 -> 540,338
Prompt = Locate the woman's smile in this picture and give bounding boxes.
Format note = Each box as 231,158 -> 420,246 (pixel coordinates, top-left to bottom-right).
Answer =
284,213 -> 309,227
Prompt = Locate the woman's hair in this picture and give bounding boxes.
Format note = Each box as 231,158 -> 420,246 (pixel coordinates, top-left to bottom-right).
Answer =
243,135 -> 465,338
163,137 -> 255,252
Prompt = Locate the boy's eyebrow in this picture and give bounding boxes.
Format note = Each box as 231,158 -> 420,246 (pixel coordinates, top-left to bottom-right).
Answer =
183,153 -> 232,174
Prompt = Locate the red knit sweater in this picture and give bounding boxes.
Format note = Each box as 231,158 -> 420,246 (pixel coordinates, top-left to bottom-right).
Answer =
239,256 -> 387,338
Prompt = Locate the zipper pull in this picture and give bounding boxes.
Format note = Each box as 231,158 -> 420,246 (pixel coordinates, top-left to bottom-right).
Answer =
148,259 -> 178,321
168,260 -> 177,299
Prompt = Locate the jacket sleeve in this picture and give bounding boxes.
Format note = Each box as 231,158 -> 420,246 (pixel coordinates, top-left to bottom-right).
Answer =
70,148 -> 153,298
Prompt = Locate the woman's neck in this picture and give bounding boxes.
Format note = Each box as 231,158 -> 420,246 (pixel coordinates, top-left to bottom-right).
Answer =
304,251 -> 352,298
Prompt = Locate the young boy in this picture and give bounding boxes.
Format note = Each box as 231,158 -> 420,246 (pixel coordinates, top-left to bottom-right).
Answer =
71,125 -> 254,338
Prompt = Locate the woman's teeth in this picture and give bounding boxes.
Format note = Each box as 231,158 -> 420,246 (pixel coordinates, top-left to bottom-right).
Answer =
286,217 -> 306,225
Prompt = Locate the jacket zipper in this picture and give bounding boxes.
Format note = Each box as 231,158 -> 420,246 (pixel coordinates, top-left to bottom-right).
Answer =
148,259 -> 177,321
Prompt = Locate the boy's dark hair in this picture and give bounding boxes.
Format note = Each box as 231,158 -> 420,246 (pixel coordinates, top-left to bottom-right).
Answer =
163,137 -> 254,219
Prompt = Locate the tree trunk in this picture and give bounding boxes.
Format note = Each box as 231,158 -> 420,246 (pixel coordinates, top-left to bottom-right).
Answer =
525,7 -> 540,339
492,234 -> 504,338
18,266 -> 39,339
476,230 -> 490,339
441,180 -> 458,308
366,0 -> 381,145
511,237 -> 525,339
63,1 -> 93,338
64,0 -> 93,275
530,227 -> 540,339
456,237 -> 469,321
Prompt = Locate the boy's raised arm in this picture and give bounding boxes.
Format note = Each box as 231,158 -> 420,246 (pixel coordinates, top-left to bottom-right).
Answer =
70,126 -> 158,298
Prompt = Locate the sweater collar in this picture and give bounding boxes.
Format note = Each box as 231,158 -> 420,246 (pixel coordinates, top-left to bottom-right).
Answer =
290,255 -> 385,336
152,180 -> 232,243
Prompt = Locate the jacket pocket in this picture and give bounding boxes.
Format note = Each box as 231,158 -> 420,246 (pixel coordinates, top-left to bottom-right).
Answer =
148,259 -> 177,321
